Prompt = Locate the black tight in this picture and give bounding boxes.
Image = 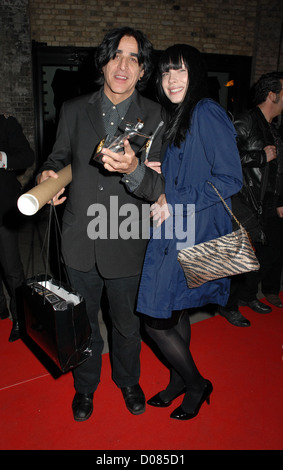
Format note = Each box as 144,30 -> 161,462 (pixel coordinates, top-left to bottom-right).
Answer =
145,311 -> 206,412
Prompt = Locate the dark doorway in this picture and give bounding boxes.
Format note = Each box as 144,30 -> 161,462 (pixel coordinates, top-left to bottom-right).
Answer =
203,52 -> 252,118
32,42 -> 99,167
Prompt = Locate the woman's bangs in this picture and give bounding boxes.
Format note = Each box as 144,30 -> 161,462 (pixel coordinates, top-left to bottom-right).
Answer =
159,52 -> 184,74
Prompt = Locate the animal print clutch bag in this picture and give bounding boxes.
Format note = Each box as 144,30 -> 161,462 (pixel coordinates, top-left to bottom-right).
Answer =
177,183 -> 260,289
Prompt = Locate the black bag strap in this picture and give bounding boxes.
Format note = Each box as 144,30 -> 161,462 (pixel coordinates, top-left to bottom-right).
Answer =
45,202 -> 71,288
25,202 -> 70,293
208,182 -> 257,249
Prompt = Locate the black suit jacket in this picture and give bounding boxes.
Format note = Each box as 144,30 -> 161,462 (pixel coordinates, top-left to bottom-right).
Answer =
0,114 -> 34,227
41,89 -> 165,277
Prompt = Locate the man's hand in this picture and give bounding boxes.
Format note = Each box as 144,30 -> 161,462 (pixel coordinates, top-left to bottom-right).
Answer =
37,170 -> 67,206
276,206 -> 283,218
101,139 -> 138,174
264,145 -> 277,162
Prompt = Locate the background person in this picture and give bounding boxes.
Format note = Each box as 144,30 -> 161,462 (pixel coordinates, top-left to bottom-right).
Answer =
218,71 -> 283,326
0,112 -> 34,341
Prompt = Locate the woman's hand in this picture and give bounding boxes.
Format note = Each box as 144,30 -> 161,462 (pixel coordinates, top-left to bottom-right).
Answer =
144,159 -> 162,174
151,193 -> 170,226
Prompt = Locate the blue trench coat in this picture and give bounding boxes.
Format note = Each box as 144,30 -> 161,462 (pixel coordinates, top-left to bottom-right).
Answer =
137,99 -> 243,319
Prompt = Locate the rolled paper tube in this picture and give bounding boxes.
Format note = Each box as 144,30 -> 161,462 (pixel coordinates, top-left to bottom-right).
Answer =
17,164 -> 72,215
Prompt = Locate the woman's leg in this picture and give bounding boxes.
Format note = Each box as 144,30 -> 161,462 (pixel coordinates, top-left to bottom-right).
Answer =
145,311 -> 206,412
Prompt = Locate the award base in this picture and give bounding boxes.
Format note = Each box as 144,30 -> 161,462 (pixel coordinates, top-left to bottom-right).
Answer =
92,137 -> 107,165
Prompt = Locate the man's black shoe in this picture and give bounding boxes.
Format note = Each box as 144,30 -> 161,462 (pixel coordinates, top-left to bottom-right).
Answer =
238,299 -> 272,314
217,307 -> 250,327
72,392 -> 93,421
121,384 -> 145,415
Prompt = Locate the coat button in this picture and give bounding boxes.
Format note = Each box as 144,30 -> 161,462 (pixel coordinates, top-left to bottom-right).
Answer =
98,185 -> 104,191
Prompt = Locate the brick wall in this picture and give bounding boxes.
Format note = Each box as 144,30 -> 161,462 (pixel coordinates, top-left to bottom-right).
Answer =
27,0 -> 283,81
29,0 -> 258,55
252,0 -> 283,79
0,0 -> 34,147
27,0 -> 283,75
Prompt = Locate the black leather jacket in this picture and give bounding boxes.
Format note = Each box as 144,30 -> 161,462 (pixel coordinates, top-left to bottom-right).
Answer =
233,106 -> 283,216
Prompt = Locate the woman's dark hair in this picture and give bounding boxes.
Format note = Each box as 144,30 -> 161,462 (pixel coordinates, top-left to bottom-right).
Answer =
253,71 -> 283,106
156,44 -> 209,147
95,26 -> 154,91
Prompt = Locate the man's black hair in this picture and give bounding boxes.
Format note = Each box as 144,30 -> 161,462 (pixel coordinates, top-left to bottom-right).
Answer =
254,71 -> 283,105
94,26 -> 154,91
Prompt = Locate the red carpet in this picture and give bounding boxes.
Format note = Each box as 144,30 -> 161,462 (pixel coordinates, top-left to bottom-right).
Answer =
0,295 -> 282,451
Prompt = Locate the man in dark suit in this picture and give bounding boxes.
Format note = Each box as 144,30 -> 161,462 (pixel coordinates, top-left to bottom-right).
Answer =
37,27 -> 164,421
0,113 -> 34,341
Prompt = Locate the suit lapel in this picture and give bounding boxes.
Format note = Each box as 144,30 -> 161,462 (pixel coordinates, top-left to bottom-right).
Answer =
121,92 -> 145,132
86,91 -> 105,140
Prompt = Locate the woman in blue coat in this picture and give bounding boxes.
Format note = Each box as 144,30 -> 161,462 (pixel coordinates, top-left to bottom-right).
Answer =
137,44 -> 242,420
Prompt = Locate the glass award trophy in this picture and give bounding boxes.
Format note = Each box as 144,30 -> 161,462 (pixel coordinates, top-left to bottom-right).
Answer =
92,119 -> 163,164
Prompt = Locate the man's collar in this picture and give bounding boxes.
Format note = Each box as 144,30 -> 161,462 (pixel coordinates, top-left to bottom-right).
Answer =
101,89 -> 137,111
